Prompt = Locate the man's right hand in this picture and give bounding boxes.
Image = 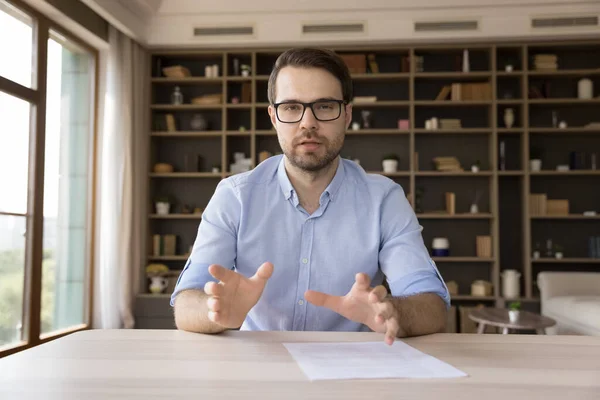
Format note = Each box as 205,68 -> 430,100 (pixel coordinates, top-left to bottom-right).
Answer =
204,262 -> 274,329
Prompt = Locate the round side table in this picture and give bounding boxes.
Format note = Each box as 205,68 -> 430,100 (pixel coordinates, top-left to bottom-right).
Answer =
468,308 -> 556,334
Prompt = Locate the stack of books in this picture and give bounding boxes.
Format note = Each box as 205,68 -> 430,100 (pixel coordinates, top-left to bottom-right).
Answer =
533,54 -> 558,71
440,119 -> 462,129
433,157 -> 463,172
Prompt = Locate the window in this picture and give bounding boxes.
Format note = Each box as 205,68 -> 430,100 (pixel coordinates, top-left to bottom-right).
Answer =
0,0 -> 34,88
0,0 -> 97,356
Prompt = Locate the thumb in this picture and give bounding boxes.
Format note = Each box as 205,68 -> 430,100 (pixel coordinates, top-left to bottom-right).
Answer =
250,262 -> 274,283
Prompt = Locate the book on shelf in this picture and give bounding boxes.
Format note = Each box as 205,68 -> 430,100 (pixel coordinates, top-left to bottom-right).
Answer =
476,236 -> 492,258
450,82 -> 491,101
529,194 -> 547,216
445,192 -> 456,215
152,234 -> 178,256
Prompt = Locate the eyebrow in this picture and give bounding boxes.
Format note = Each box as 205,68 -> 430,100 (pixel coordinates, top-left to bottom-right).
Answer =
277,97 -> 340,103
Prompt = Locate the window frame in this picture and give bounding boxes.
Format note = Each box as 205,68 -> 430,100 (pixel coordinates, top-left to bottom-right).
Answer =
0,0 -> 99,358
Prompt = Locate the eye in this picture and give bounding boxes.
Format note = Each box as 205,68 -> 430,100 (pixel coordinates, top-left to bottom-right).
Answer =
316,102 -> 335,110
281,104 -> 301,111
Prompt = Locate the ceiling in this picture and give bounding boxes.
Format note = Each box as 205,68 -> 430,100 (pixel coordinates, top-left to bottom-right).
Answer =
85,0 -> 600,46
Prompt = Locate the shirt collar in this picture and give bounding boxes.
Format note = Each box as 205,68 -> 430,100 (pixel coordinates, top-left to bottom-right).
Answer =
276,155 -> 346,202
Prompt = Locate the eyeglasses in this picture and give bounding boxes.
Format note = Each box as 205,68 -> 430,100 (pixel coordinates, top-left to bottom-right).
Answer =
273,100 -> 346,123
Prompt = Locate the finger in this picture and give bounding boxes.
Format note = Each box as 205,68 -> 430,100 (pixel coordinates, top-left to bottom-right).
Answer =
304,290 -> 342,314
207,297 -> 221,312
204,281 -> 224,297
208,264 -> 237,283
369,285 -> 388,303
250,262 -> 274,282
376,301 -> 395,320
385,317 -> 400,346
353,273 -> 371,291
208,310 -> 220,323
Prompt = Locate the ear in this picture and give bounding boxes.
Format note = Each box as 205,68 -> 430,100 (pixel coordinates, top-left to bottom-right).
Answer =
344,103 -> 353,130
268,105 -> 278,130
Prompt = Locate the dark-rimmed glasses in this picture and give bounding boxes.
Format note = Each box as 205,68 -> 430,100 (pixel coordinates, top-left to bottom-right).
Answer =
273,100 -> 346,123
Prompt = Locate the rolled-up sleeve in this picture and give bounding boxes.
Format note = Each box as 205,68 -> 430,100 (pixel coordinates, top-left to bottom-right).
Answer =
170,178 -> 240,306
378,184 -> 451,308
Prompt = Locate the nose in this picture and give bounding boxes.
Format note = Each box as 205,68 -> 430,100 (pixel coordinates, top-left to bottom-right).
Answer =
299,105 -> 318,130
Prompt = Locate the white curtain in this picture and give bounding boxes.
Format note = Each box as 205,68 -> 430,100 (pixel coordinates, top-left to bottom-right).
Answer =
93,26 -> 149,329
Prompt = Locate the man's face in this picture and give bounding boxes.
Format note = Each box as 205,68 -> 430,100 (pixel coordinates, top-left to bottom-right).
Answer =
268,66 -> 352,172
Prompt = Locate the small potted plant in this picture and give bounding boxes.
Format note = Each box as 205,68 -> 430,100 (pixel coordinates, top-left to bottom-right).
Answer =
508,301 -> 521,323
145,263 -> 170,294
155,195 -> 171,215
382,154 -> 399,173
471,160 -> 481,173
554,244 -> 564,259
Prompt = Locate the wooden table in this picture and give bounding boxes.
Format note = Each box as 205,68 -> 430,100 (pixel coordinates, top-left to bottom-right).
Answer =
469,308 -> 557,335
1,330 -> 599,399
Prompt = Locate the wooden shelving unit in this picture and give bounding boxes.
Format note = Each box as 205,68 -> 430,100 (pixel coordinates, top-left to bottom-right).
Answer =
141,40 -> 600,332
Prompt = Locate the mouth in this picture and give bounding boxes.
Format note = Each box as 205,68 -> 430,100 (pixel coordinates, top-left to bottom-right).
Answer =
298,141 -> 321,150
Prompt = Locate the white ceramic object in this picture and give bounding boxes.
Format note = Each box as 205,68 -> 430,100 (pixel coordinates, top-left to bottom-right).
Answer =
470,203 -> 479,214
432,237 -> 450,250
530,159 -> 542,171
578,78 -> 593,99
508,310 -> 520,323
351,122 -> 360,130
382,159 -> 398,173
504,108 -> 515,129
555,252 -> 563,259
501,269 -> 521,299
149,276 -> 169,294
156,202 -> 170,215
559,121 -> 567,129
471,165 -> 480,173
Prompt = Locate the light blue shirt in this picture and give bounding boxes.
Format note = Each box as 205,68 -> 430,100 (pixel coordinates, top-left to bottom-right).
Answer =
171,155 -> 450,332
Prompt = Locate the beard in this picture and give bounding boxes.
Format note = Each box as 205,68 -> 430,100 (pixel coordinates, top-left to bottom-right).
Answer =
281,129 -> 344,172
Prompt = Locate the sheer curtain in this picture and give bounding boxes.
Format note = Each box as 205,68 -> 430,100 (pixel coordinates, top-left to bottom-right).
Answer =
93,26 -> 149,329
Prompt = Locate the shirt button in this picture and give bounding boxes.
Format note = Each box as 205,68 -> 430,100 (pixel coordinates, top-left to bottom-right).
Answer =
298,300 -> 304,305
302,258 -> 308,264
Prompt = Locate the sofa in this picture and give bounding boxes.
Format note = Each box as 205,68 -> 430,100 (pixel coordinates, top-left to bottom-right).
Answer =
537,272 -> 600,336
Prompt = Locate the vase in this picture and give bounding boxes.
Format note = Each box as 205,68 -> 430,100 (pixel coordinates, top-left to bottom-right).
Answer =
503,108 -> 515,129
462,49 -> 470,72
501,269 -> 521,299
508,310 -> 520,323
190,114 -> 208,131
578,78 -> 593,99
149,276 -> 169,294
171,86 -> 183,105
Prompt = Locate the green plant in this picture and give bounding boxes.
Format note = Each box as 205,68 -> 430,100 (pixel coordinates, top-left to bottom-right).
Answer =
155,195 -> 170,203
382,154 -> 399,161
146,263 -> 169,277
529,146 -> 543,160
553,244 -> 564,253
508,301 -> 521,311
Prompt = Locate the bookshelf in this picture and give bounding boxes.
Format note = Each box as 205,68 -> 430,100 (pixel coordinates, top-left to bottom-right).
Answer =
138,40 -> 600,331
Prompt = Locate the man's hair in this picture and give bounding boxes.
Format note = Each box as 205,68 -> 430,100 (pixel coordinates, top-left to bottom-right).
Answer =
267,48 -> 353,104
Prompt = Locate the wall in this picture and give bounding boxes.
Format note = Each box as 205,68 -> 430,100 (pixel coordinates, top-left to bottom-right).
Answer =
146,0 -> 600,48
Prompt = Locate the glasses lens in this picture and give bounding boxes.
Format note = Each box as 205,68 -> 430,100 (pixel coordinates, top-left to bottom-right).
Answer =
277,103 -> 304,122
313,101 -> 341,121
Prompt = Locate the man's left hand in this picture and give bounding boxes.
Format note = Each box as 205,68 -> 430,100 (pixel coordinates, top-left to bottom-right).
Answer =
304,273 -> 400,345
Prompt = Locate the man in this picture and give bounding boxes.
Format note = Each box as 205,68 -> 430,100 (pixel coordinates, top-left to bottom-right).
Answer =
171,48 -> 449,345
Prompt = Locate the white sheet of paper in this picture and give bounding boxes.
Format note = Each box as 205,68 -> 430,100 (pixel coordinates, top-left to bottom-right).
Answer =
283,341 -> 468,381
